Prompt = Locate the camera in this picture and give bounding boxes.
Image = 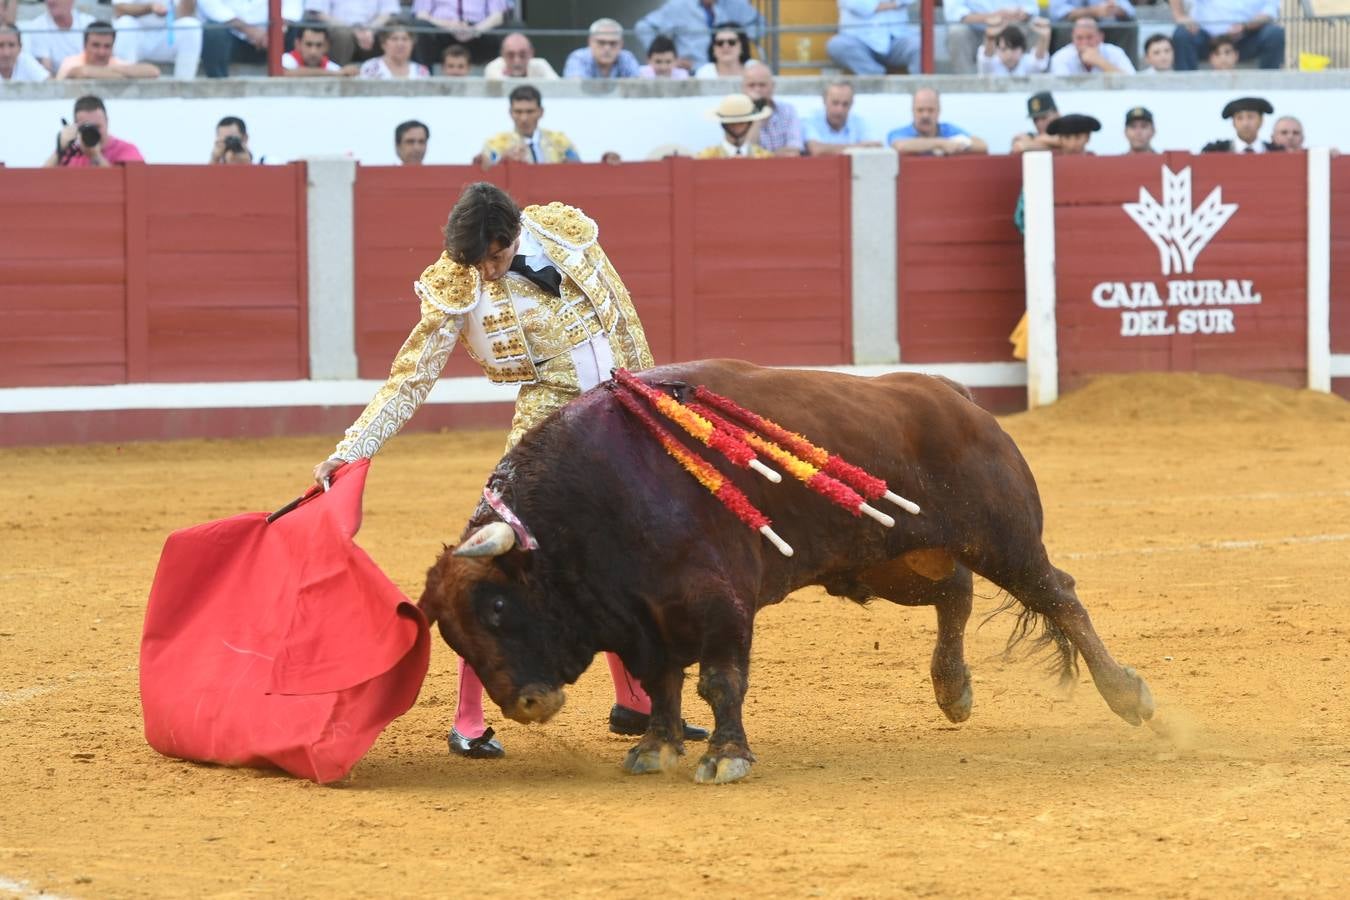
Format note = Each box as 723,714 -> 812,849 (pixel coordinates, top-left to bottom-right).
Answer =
223,135 -> 245,154
78,123 -> 101,148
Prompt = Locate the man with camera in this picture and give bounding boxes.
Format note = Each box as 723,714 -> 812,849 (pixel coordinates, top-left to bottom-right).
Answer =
209,115 -> 254,164
44,95 -> 145,168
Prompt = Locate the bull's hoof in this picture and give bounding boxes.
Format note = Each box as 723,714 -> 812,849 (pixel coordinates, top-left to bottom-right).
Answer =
622,743 -> 680,776
693,755 -> 752,785
938,676 -> 974,724
1127,667 -> 1155,722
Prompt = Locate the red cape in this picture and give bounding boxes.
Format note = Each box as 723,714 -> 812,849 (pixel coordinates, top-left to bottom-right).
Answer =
140,460 -> 430,783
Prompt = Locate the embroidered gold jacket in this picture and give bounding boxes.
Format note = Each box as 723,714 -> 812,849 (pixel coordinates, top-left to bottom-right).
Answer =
332,203 -> 654,462
481,129 -> 580,165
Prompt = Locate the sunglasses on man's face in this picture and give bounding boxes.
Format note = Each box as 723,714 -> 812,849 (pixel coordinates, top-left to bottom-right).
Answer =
714,38 -> 740,47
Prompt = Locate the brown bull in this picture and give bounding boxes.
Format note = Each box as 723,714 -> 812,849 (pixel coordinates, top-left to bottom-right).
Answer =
419,359 -> 1155,784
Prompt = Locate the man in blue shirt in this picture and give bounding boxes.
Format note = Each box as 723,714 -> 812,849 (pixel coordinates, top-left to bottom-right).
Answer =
1169,0 -> 1283,69
634,0 -> 763,71
563,17 -> 641,78
804,80 -> 882,156
887,87 -> 988,156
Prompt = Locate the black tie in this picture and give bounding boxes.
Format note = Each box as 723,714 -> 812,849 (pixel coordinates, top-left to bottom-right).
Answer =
509,255 -> 562,296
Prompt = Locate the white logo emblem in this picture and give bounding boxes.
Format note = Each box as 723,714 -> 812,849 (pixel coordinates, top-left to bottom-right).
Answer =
1123,166 -> 1237,276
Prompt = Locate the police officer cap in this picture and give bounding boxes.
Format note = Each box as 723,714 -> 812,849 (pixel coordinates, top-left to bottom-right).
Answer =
1046,114 -> 1102,136
1221,97 -> 1274,119
1027,91 -> 1057,119
1125,106 -> 1153,125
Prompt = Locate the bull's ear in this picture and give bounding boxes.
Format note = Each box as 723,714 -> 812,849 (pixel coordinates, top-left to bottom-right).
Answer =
453,521 -> 517,557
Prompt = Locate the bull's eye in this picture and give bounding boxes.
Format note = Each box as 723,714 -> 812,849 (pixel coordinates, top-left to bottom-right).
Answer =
492,598 -> 505,614
486,596 -> 506,630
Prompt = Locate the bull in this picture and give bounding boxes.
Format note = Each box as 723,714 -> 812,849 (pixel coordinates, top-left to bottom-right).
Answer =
419,359 -> 1155,784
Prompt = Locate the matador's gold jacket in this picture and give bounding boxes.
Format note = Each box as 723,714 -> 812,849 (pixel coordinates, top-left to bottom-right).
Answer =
332,202 -> 653,461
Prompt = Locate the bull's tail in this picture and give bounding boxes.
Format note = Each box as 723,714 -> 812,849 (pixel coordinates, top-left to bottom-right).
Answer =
983,594 -> 1080,689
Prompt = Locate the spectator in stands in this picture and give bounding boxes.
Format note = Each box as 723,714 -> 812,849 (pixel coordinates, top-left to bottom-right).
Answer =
635,0 -> 762,71
804,79 -> 880,155
1170,0 -> 1284,70
20,0 -> 95,73
1046,112 -> 1100,155
1271,115 -> 1304,151
639,34 -> 689,78
741,61 -> 802,156
395,119 -> 429,165
0,22 -> 51,80
282,21 -> 356,75
112,1 -> 203,78
209,115 -> 252,163
440,42 -> 469,75
484,31 -> 557,79
825,0 -> 920,76
1011,89 -> 1060,152
1049,0 -> 1135,55
563,17 -> 640,78
1049,18 -> 1134,73
358,20 -> 429,78
302,0 -> 395,65
693,22 -> 750,78
1124,106 -> 1156,153
978,15 -> 1050,74
1202,96 -> 1280,153
481,84 -> 580,164
56,20 -> 161,78
412,0 -> 510,67
44,94 -> 144,167
1207,33 -> 1238,69
888,86 -> 988,156
696,92 -> 772,158
945,0 -> 1039,75
1140,33 -> 1173,71
198,0 -> 275,78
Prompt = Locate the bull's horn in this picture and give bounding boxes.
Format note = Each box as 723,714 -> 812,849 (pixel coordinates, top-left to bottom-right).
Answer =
453,522 -> 517,557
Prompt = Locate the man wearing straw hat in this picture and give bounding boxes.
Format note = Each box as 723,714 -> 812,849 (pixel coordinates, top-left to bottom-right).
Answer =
696,92 -> 773,158
312,182 -> 708,758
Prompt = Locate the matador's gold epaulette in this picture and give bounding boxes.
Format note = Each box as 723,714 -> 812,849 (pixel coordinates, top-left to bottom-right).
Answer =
415,251 -> 481,315
522,202 -> 598,253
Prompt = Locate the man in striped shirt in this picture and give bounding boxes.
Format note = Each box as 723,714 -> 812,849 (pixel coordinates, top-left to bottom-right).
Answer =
741,61 -> 803,157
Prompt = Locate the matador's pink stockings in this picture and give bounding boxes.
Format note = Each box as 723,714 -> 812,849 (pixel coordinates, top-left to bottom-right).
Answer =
454,653 -> 651,738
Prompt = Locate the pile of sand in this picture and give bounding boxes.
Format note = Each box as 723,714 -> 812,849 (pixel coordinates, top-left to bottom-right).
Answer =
1012,372 -> 1350,426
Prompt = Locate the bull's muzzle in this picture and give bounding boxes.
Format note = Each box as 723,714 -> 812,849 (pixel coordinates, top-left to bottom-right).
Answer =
506,684 -> 566,724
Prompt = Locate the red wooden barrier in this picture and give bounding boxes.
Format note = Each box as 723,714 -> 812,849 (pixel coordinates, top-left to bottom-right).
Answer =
0,165 -> 309,388
1332,155 -> 1350,356
351,156 -> 853,377
896,155 -> 1026,363
1054,152 -> 1308,392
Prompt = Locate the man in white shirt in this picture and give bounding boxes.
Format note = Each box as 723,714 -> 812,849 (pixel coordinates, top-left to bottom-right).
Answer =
1048,17 -> 1135,73
1170,0 -> 1284,70
112,1 -> 204,78
198,0 -> 300,77
482,32 -> 558,79
20,0 -> 95,73
826,0 -> 921,76
0,22 -> 51,80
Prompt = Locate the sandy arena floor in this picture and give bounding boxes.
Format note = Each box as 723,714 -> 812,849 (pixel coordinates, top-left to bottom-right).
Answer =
1,373 -> 1348,899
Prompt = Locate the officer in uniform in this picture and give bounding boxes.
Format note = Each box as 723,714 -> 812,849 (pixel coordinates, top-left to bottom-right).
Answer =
1012,90 -> 1060,153
1124,106 -> 1157,154
1202,97 -> 1282,154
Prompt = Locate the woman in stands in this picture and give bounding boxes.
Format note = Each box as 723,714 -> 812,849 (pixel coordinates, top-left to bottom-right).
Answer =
359,20 -> 430,80
694,23 -> 750,79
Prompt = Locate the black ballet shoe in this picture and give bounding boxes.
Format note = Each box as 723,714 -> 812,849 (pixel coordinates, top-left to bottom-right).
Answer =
448,726 -> 505,759
608,704 -> 710,741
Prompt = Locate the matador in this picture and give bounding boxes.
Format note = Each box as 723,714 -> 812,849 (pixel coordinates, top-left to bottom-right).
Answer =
313,182 -> 707,758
